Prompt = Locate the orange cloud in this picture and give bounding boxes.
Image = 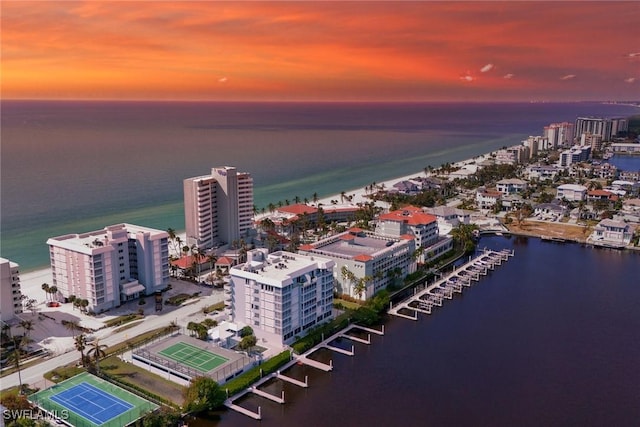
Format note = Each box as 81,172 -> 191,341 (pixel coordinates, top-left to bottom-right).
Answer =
2,1 -> 638,101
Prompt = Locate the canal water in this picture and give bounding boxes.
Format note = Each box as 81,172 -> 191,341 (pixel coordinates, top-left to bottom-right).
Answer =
191,236 -> 640,427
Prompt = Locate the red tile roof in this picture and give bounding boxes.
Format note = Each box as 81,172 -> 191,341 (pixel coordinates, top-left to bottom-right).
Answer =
277,204 -> 318,215
171,254 -> 208,269
400,234 -> 415,240
348,227 -> 364,233
299,244 -> 315,251
353,254 -> 373,262
216,256 -> 235,265
379,206 -> 437,226
587,190 -> 613,196
340,234 -> 356,241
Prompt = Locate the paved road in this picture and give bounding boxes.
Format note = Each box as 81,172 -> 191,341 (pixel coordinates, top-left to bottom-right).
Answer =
0,291 -> 225,390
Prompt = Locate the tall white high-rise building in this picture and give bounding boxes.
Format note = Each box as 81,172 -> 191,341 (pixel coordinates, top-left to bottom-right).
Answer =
184,166 -> 254,249
0,258 -> 23,322
544,122 -> 574,148
574,117 -> 628,142
227,249 -> 335,346
47,224 -> 169,313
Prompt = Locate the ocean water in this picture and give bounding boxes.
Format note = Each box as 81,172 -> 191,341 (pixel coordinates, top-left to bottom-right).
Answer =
192,237 -> 640,427
1,101 -> 638,271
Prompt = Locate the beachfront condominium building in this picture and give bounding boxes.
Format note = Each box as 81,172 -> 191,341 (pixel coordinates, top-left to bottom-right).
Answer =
227,249 -> 335,346
0,258 -> 23,322
184,166 -> 254,249
47,224 -> 170,313
560,145 -> 592,167
299,228 -> 417,300
544,122 -> 574,148
574,117 -> 628,142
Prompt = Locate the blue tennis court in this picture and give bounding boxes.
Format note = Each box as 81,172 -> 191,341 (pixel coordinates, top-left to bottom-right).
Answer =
50,382 -> 133,425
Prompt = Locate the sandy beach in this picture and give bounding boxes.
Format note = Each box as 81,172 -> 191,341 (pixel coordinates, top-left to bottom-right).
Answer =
10,150 -> 493,357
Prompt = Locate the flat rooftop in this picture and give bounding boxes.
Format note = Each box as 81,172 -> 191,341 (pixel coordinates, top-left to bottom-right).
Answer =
312,234 -> 399,259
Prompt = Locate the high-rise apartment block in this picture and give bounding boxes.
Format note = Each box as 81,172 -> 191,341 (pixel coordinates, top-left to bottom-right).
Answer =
184,166 -> 254,249
0,258 -> 23,322
47,224 -> 169,313
227,249 -> 335,345
544,122 -> 574,149
574,117 -> 628,142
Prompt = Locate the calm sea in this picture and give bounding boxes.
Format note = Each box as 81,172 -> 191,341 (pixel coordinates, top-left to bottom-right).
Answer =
1,101 -> 638,270
191,237 -> 640,427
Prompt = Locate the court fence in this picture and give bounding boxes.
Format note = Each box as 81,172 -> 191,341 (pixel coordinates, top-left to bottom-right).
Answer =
132,347 -> 254,384
28,373 -> 159,427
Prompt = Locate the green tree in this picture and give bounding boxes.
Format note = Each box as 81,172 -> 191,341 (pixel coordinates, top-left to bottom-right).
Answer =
451,223 -> 479,254
74,334 -> 87,367
238,326 -> 253,338
141,406 -> 182,427
183,377 -> 226,414
239,334 -> 257,352
41,283 -> 50,302
87,339 -> 107,374
7,336 -> 28,394
0,393 -> 32,423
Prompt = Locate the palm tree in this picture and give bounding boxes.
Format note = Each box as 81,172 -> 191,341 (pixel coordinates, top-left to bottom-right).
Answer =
41,283 -> 50,302
64,320 -> 81,337
312,192 -> 319,204
340,191 -> 346,203
87,339 -> 108,374
7,335 -> 27,394
49,285 -> 58,302
74,334 -> 87,367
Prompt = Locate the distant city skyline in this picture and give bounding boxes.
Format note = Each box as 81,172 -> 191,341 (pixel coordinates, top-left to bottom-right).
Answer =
2,1 -> 638,102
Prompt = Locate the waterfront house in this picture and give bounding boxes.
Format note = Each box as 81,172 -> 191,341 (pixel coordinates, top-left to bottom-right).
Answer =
588,219 -> 634,247
534,202 -> 566,218
423,206 -> 471,228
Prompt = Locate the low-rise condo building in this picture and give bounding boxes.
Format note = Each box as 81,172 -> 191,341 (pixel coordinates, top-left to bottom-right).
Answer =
0,258 -> 23,322
227,249 -> 335,346
47,224 -> 170,313
298,228 -> 415,300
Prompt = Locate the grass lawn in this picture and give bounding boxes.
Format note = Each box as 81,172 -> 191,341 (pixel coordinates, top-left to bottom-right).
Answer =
106,325 -> 178,356
99,356 -> 185,406
334,298 -> 361,310
45,365 -> 85,383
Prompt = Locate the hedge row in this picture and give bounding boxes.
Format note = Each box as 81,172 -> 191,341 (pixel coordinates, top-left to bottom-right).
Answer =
291,315 -> 351,354
223,350 -> 291,397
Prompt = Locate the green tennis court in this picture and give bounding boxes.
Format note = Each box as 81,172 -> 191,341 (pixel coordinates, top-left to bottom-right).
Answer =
28,372 -> 157,427
159,341 -> 229,373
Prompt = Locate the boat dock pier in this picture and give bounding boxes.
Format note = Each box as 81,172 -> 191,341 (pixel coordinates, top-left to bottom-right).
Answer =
226,324 -> 384,420
389,249 -> 514,320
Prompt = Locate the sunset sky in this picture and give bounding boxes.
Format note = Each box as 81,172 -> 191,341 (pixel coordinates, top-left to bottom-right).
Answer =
2,1 -> 639,101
